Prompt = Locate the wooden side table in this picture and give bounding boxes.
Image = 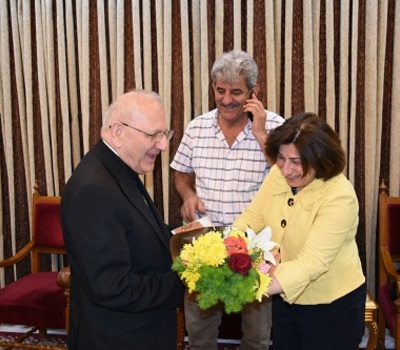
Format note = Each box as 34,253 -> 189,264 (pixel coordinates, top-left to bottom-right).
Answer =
365,291 -> 379,350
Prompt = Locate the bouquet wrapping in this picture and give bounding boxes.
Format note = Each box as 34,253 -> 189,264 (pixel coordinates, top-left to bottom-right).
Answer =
171,226 -> 279,314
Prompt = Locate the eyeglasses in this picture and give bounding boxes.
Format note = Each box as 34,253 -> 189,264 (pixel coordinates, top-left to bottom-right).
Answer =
119,121 -> 174,142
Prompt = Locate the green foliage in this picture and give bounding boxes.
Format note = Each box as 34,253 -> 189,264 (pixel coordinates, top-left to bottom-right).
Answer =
195,264 -> 259,314
171,257 -> 186,273
249,249 -> 262,261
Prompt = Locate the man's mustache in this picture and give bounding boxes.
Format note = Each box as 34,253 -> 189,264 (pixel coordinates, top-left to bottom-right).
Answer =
220,102 -> 240,108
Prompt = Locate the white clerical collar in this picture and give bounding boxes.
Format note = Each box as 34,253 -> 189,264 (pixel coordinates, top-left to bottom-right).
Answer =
102,140 -> 119,156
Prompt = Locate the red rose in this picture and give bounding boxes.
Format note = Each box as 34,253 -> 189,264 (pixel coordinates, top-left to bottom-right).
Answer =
228,253 -> 252,275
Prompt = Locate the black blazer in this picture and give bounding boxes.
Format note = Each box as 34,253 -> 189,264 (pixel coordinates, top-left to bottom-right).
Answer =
61,141 -> 185,350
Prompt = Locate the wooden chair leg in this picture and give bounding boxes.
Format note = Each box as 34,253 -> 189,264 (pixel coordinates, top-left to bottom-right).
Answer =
377,307 -> 387,350
177,307 -> 185,350
365,291 -> 379,350
38,328 -> 47,338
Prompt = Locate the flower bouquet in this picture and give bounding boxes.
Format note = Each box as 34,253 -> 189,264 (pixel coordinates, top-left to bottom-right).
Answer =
171,226 -> 279,314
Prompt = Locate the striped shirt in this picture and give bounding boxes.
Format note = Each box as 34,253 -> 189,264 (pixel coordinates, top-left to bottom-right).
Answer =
170,108 -> 284,226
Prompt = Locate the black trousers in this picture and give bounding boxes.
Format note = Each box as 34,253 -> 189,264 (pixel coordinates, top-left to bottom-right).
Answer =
272,283 -> 366,350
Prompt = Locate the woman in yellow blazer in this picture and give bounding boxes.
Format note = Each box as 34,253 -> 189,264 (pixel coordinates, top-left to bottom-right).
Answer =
233,112 -> 366,350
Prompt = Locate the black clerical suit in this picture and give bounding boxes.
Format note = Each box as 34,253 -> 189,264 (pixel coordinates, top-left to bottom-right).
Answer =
60,141 -> 185,349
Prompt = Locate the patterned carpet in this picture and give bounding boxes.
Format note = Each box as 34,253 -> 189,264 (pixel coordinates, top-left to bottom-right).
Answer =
0,326 -> 67,350
0,334 -> 67,349
0,325 -> 395,349
181,326 -> 396,349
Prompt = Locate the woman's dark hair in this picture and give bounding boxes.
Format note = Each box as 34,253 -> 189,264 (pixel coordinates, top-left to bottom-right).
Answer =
265,112 -> 346,181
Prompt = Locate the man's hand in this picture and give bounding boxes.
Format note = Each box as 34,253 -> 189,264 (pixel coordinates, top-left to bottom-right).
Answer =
244,92 -> 274,164
180,195 -> 206,223
245,92 -> 267,136
173,170 -> 206,223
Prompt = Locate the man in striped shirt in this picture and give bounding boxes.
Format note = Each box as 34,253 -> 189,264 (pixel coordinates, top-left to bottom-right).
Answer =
170,50 -> 284,350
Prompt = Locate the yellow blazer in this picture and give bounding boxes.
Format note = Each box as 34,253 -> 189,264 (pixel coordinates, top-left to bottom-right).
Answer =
233,165 -> 365,305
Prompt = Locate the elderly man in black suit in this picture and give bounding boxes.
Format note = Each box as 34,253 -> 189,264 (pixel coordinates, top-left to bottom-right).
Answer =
60,90 -> 185,349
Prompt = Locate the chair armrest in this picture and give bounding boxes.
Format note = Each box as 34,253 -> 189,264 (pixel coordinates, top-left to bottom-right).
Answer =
381,246 -> 400,278
57,266 -> 71,288
57,266 -> 71,332
0,241 -> 34,267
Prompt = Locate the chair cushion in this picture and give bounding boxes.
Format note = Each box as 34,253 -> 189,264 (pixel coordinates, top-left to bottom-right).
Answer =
0,271 -> 66,329
34,202 -> 64,248
379,282 -> 397,331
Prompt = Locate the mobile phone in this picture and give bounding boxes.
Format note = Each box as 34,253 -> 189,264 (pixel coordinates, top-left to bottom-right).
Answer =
247,90 -> 254,122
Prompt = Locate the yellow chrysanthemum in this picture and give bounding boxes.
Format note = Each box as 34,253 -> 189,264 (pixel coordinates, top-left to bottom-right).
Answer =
180,243 -> 197,263
255,271 -> 272,301
181,231 -> 227,267
181,269 -> 201,293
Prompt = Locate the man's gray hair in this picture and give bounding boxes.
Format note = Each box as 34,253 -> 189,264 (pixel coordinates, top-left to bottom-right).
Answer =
210,50 -> 258,89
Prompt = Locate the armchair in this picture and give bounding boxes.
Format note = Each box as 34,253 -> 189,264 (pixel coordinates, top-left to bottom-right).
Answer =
0,181 -> 67,349
377,179 -> 400,349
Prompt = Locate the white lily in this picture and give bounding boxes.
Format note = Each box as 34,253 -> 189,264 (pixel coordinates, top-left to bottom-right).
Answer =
245,226 -> 279,265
